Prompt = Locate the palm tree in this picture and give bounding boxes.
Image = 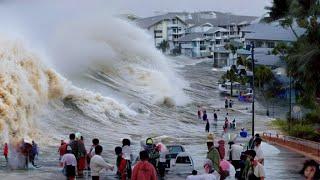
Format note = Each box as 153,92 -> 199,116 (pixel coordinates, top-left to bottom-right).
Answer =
255,66 -> 274,90
158,40 -> 169,53
225,42 -> 240,65
264,0 -> 320,108
225,69 -> 238,96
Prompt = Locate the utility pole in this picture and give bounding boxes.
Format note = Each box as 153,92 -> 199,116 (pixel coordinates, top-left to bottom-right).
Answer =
251,42 -> 255,137
289,74 -> 292,132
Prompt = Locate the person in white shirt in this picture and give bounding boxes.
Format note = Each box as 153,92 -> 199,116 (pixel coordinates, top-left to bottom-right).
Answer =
90,145 -> 114,180
228,141 -> 243,170
245,149 -> 265,180
61,146 -> 77,180
186,159 -> 220,180
253,138 -> 264,165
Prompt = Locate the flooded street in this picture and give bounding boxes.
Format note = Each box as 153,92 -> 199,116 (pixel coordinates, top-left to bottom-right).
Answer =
0,59 -> 307,179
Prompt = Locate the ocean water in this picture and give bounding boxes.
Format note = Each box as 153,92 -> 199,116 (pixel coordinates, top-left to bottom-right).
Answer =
0,1 -> 306,179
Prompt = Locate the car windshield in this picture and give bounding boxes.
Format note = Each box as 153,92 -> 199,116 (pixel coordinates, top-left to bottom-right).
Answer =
176,156 -> 191,164
167,146 -> 183,154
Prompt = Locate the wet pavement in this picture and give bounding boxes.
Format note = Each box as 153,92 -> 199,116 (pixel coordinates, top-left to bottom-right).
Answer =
0,60 -> 309,179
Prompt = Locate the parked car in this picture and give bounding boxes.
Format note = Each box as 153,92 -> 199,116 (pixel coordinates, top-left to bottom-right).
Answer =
165,145 -> 185,169
171,152 -> 194,174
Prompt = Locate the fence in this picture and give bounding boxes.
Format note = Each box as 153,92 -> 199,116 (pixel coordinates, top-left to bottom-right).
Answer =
262,132 -> 320,162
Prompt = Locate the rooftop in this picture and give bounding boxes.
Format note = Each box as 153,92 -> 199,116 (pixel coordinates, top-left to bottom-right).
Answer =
135,11 -> 258,29
135,14 -> 186,29
177,32 -> 207,42
205,26 -> 228,34
243,23 -> 305,42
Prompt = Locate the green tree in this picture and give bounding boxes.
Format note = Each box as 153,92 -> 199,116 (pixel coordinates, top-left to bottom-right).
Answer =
263,0 -> 320,108
158,40 -> 169,53
255,65 -> 274,90
225,41 -> 242,65
222,69 -> 238,96
237,56 -> 252,71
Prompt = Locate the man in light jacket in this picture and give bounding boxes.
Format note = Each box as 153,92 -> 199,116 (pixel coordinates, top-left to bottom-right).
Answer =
90,145 -> 114,180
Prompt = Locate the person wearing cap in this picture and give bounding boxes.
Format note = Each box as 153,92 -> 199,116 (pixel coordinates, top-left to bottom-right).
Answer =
20,138 -> 33,168
253,137 -> 264,165
144,138 -> 159,169
132,150 -> 157,180
206,134 -> 221,173
61,145 -> 77,180
90,145 -> 114,180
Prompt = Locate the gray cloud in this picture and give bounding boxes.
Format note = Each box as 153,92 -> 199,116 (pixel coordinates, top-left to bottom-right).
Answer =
108,0 -> 272,17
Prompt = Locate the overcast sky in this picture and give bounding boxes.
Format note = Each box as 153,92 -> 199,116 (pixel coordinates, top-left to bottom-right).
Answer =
110,0 -> 272,17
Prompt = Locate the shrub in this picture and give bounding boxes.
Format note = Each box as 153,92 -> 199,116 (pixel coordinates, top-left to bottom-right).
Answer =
305,109 -> 320,124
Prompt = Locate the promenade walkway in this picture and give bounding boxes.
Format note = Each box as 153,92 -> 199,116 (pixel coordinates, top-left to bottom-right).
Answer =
262,133 -> 320,163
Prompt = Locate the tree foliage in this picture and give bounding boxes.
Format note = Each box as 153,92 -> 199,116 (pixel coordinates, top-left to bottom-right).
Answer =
264,0 -> 320,107
158,40 -> 169,53
255,65 -> 274,90
221,68 -> 238,96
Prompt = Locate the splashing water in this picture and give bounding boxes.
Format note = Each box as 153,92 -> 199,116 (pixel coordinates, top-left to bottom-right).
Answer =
0,1 -> 190,148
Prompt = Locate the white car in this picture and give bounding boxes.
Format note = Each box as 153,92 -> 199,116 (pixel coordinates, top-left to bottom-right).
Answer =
171,152 -> 194,174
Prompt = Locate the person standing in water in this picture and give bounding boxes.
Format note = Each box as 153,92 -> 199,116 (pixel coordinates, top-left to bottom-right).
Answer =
198,109 -> 202,120
30,141 -> 38,167
3,143 -> 8,163
213,110 -> 218,121
90,145 -> 114,180
61,146 -> 77,180
205,119 -> 210,132
58,140 -> 67,161
203,110 -> 208,121
225,98 -> 229,109
122,138 -> 132,179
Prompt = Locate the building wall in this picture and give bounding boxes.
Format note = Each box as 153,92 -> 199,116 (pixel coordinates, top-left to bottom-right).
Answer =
245,39 -> 291,49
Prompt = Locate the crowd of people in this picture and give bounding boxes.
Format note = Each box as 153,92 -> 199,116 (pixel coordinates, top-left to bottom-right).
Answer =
194,102 -> 320,180
58,133 -> 169,180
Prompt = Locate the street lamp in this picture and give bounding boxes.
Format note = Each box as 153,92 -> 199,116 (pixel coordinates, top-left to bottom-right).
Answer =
251,42 -> 255,137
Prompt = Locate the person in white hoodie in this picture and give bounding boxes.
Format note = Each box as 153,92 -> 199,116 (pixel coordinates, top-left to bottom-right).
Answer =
90,145 -> 114,180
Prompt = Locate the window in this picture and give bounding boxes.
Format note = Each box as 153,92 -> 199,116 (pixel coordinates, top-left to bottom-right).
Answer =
176,156 -> 191,164
172,19 -> 177,24
154,30 -> 162,33
256,40 -> 264,48
267,41 -> 275,48
192,41 -> 197,47
168,146 -> 183,154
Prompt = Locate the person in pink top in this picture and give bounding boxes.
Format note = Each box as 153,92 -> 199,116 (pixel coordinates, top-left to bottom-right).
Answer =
3,143 -> 8,163
132,150 -> 157,180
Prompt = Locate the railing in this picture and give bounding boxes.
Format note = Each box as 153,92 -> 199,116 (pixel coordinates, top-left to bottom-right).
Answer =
262,133 -> 320,162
